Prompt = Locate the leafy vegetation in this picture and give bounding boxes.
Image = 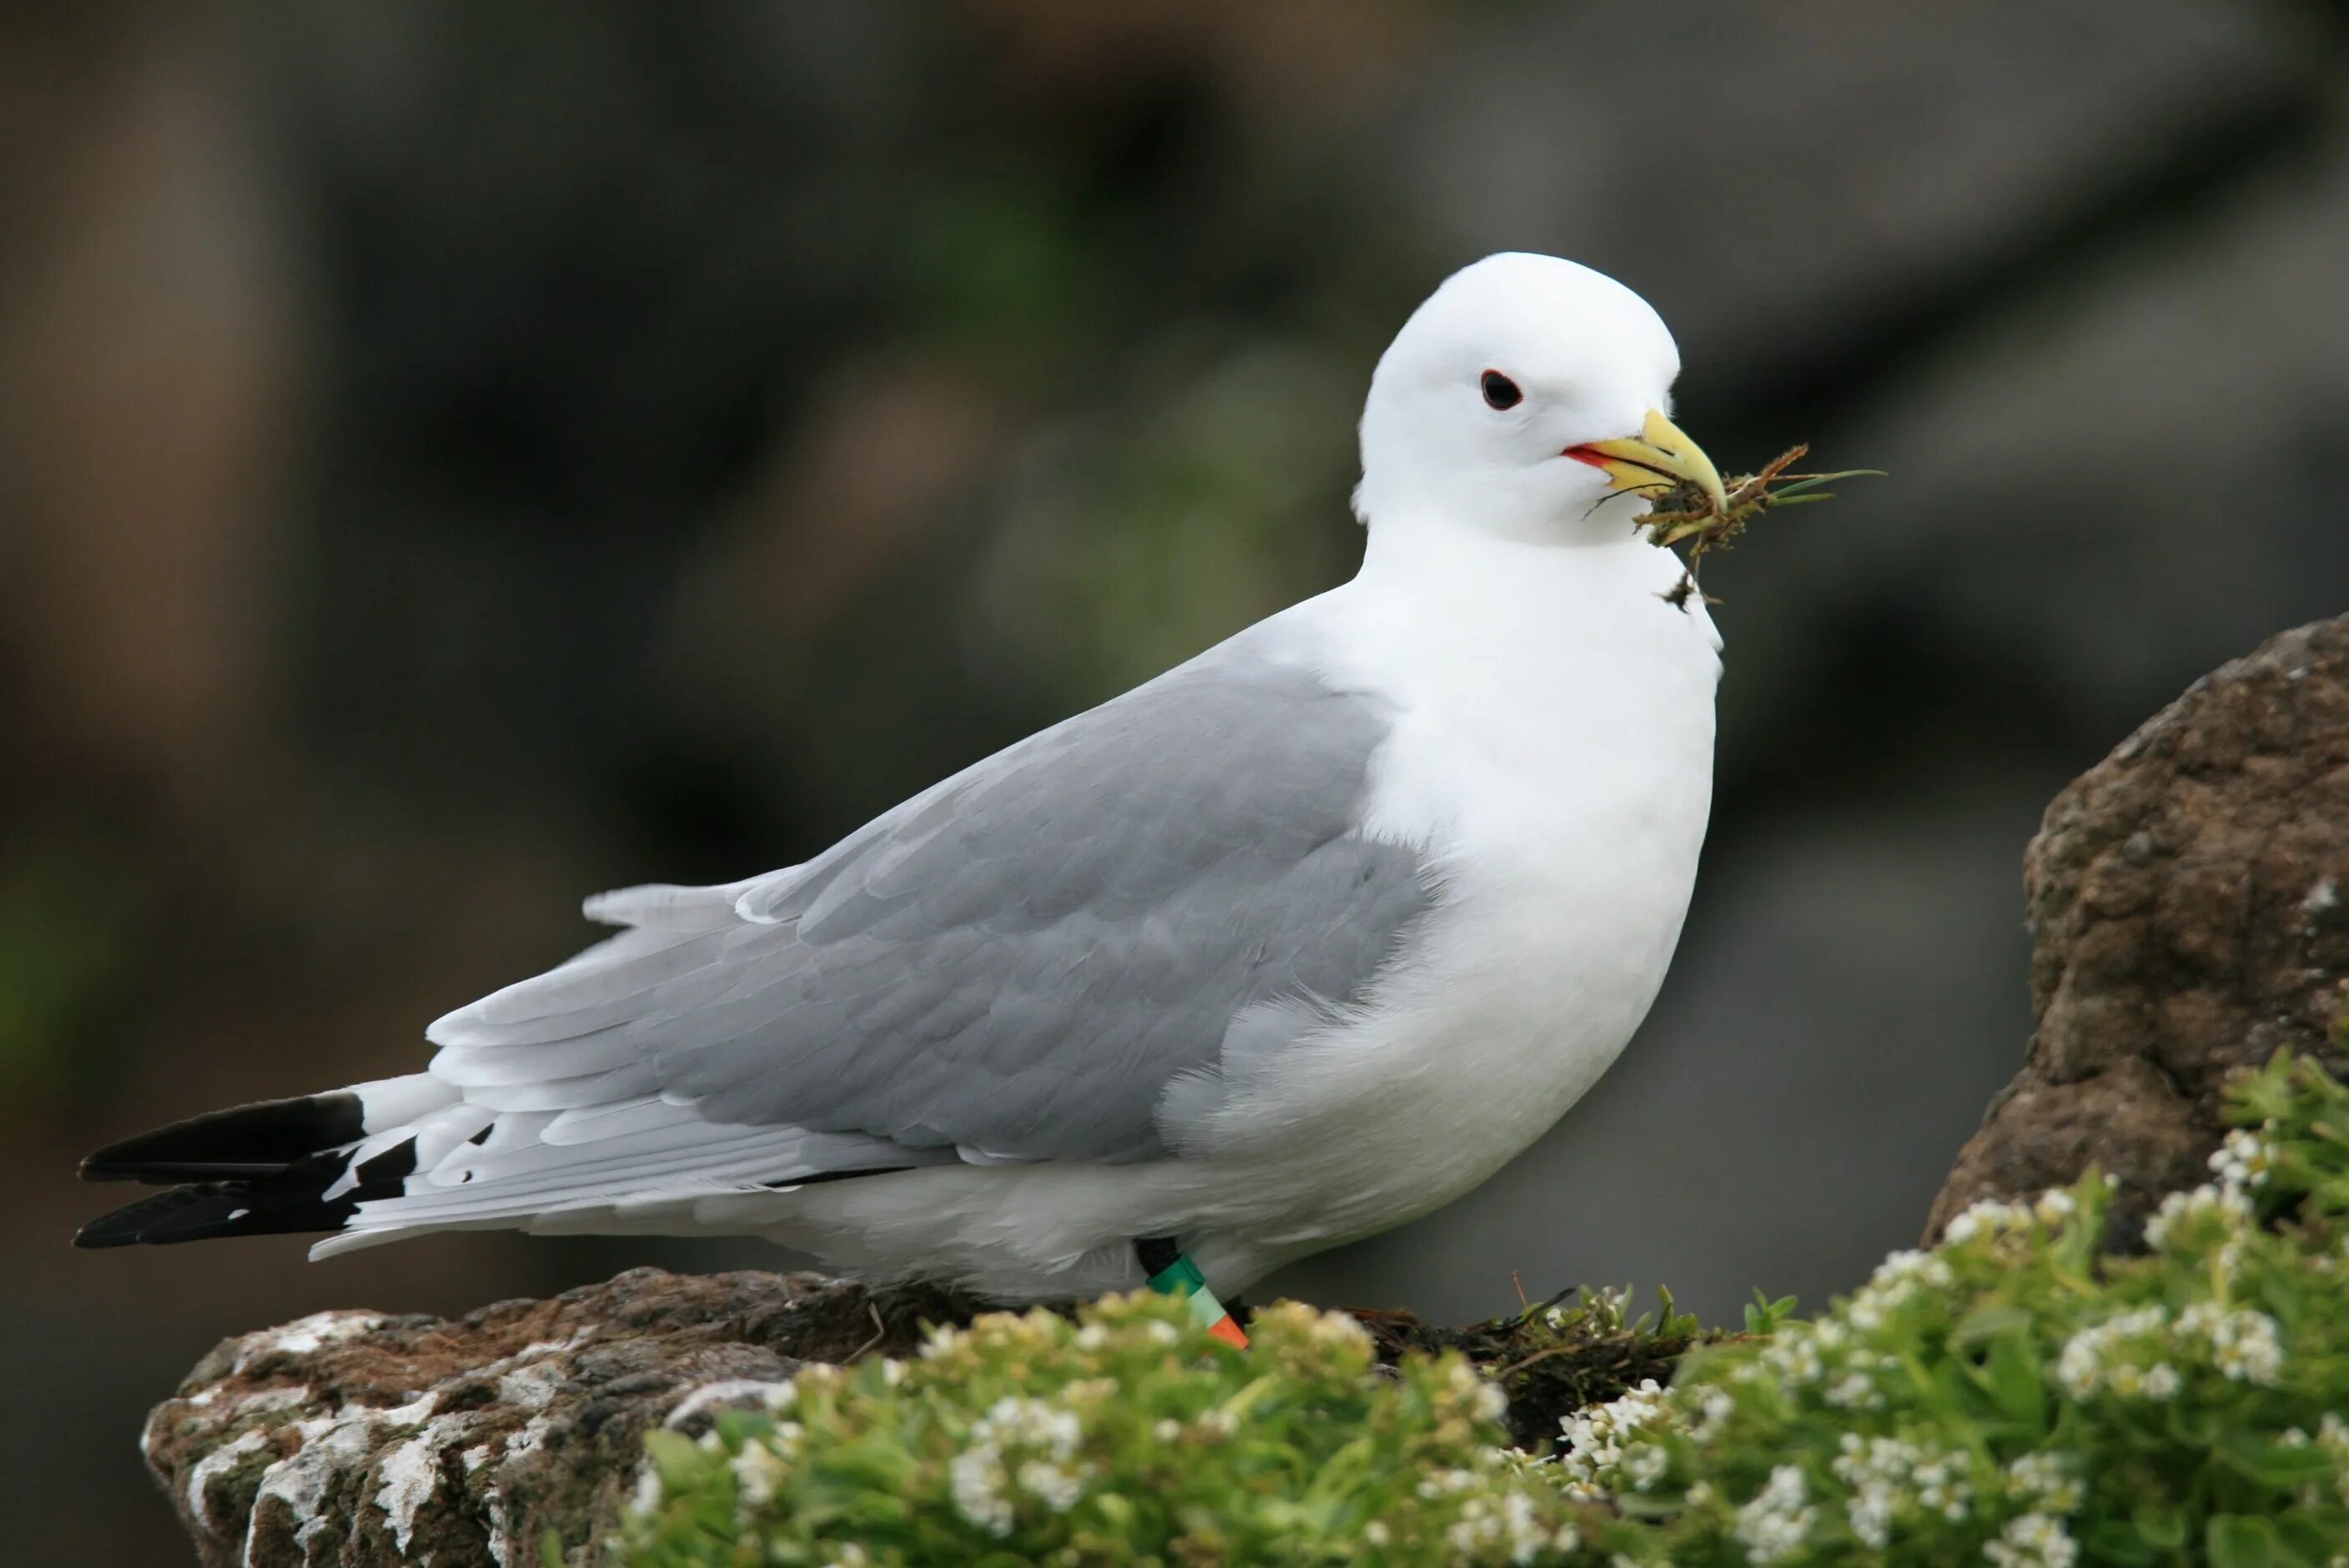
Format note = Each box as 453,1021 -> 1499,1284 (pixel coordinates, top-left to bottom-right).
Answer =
621,1052 -> 2349,1565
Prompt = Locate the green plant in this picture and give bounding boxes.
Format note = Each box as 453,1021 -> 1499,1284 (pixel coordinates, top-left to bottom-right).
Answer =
621,1294 -> 1597,1565
1567,1049 -> 2349,1565
621,1053 -> 2349,1565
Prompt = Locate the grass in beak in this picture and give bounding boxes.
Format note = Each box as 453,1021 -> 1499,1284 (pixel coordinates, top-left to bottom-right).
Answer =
1639,444 -> 1882,608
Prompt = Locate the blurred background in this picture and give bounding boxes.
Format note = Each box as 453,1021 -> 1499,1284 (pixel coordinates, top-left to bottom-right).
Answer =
6,1 -> 2347,1555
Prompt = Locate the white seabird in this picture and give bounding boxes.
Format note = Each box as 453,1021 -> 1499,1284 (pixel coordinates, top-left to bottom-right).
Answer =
80,252 -> 1728,1305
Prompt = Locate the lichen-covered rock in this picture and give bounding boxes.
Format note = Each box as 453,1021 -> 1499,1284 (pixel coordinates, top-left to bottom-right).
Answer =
142,1268 -> 978,1567
1928,613 -> 2349,1245
143,1264 -> 1698,1565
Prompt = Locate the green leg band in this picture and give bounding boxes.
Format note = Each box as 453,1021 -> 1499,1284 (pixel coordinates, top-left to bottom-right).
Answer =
1144,1251 -> 1249,1346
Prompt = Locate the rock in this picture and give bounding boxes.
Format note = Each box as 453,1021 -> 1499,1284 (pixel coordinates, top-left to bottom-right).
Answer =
143,1269 -> 977,1568
143,1263 -> 1693,1563
1927,615 -> 2349,1245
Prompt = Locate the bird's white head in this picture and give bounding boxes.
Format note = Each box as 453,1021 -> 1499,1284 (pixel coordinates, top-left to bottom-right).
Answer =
1354,253 -> 1725,545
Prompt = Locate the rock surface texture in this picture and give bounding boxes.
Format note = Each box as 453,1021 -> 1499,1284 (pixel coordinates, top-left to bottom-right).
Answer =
1928,614 -> 2349,1244
146,1269 -> 974,1568
142,617 -> 2349,1565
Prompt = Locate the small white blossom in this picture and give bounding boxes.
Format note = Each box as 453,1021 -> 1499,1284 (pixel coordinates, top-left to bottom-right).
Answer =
948,1446 -> 1014,1536
1688,1388 -> 1737,1445
1849,1247 -> 1955,1330
1984,1510 -> 2080,1568
1944,1199 -> 2035,1244
729,1440 -> 787,1510
1734,1465 -> 1815,1565
2004,1451 -> 2084,1515
1557,1379 -> 1676,1500
2210,1129 -> 2275,1194
1014,1458 -> 1086,1512
971,1395 -> 1083,1460
2143,1183 -> 2252,1252
1831,1432 -> 1976,1541
2178,1302 -> 2285,1385
1823,1370 -> 1883,1410
2055,1305 -> 2170,1398
1624,1442 -> 1670,1491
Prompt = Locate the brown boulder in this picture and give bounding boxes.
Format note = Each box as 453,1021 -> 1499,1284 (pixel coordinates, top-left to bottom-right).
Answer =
1927,614 -> 2349,1244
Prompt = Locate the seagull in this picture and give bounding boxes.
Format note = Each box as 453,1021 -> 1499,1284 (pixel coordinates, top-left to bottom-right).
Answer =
78,253 -> 1727,1324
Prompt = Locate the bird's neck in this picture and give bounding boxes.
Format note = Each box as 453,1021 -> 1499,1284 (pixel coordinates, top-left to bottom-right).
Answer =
1335,508 -> 1720,718
1356,508 -> 1676,619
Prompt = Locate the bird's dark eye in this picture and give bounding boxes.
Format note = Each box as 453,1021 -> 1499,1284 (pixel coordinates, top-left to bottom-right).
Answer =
1480,370 -> 1522,410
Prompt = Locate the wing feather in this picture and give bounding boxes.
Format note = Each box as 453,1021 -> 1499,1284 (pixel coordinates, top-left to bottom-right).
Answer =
338,620 -> 1431,1243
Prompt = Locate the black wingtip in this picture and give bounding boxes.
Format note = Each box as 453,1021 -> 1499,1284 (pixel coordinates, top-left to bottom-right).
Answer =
76,1135 -> 420,1250
81,1093 -> 365,1184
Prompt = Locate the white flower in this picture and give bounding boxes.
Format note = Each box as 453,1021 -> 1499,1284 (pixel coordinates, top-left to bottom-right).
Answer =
2004,1451 -> 2084,1515
1944,1200 -> 2034,1244
729,1439 -> 789,1510
1151,1418 -> 1181,1443
1557,1379 -> 1676,1500
1830,1432 -> 1977,1540
2178,1302 -> 2284,1385
1734,1465 -> 1815,1564
2035,1189 -> 2078,1224
2143,1183 -> 2252,1252
2210,1129 -> 2274,1194
1823,1371 -> 1882,1410
1848,1487 -> 1894,1550
948,1446 -> 1014,1536
1688,1389 -> 1737,1445
2055,1305 -> 2170,1398
1624,1443 -> 1670,1491
1418,1466 -> 1476,1500
1014,1458 -> 1087,1512
1849,1247 -> 1955,1329
971,1395 -> 1084,1460
1984,1510 -> 2080,1568
1363,1521 -> 1391,1546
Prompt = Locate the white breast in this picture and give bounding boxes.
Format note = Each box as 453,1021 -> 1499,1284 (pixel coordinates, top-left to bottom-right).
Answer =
1191,528 -> 1722,1262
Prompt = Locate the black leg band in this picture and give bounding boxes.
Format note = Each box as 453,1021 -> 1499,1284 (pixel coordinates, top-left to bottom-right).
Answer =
1134,1235 -> 1182,1276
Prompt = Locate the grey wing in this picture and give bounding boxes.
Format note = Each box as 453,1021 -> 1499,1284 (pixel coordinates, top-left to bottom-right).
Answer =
421,624 -> 1433,1187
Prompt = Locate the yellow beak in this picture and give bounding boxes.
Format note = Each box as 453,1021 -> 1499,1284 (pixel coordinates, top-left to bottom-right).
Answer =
1566,409 -> 1728,515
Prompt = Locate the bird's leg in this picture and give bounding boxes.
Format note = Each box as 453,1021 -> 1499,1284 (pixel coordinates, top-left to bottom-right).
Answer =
1133,1236 -> 1250,1348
